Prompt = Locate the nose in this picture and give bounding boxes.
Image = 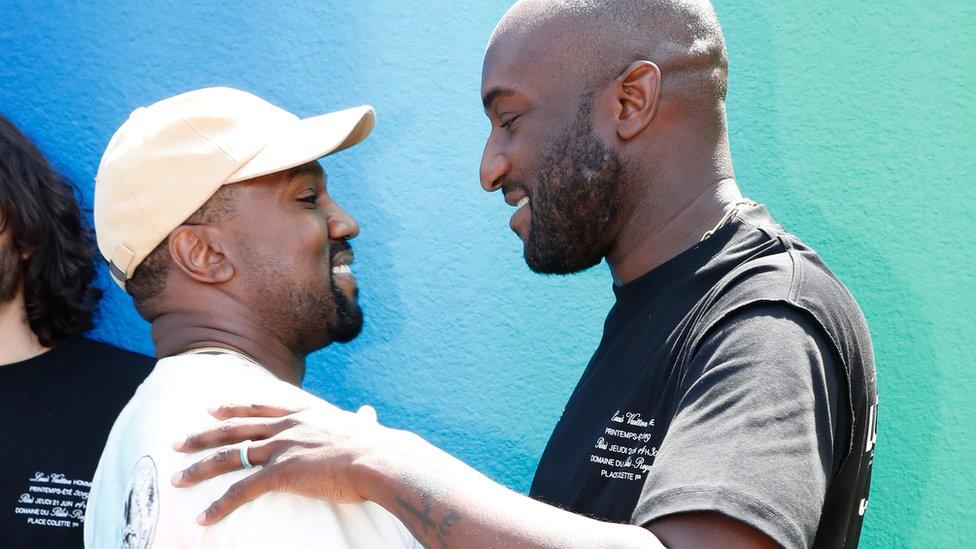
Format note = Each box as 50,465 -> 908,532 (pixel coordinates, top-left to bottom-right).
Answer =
480,142 -> 510,193
326,200 -> 360,241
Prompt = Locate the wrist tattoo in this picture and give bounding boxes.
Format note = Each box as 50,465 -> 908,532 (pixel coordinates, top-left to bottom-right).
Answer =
396,492 -> 462,549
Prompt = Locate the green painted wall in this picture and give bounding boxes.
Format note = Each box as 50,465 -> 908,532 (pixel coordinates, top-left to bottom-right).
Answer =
716,1 -> 975,545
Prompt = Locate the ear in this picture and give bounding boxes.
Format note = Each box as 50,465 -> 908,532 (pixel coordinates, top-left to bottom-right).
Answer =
612,61 -> 661,141
168,225 -> 234,285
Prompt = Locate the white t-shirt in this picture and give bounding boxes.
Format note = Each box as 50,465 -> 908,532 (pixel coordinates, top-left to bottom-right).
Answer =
84,352 -> 420,548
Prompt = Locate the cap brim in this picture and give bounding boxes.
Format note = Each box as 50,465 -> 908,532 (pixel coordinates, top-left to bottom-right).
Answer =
225,105 -> 375,184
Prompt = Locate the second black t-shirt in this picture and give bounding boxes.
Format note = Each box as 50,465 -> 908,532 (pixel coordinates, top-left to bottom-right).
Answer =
0,336 -> 153,548
530,204 -> 877,548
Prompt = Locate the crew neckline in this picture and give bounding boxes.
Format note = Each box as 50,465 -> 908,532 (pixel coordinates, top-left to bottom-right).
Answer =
156,350 -> 280,381
0,335 -> 84,373
611,203 -> 773,306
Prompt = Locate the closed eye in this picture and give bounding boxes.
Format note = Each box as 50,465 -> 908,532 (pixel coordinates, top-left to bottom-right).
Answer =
298,194 -> 319,205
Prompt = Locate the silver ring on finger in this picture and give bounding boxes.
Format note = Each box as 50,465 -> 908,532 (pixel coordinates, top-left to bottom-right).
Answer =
239,439 -> 255,470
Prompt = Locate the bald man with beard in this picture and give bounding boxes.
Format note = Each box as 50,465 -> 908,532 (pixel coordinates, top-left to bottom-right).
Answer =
170,2 -> 877,547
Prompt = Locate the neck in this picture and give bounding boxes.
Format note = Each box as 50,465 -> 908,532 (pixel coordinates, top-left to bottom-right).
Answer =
607,128 -> 741,285
151,309 -> 306,386
0,289 -> 50,366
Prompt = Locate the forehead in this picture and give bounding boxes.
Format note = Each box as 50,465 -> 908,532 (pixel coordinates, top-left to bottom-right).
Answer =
234,165 -> 324,203
483,27 -> 557,89
286,160 -> 326,183
274,163 -> 327,192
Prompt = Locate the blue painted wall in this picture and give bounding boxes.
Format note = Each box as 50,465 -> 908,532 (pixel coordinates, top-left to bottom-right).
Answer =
1,1 -> 972,546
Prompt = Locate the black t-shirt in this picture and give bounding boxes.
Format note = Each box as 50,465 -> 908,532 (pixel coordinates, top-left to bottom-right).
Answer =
530,204 -> 877,548
0,335 -> 153,548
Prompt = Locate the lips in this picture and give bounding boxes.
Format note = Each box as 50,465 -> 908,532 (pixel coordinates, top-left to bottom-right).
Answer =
330,243 -> 355,277
503,187 -> 529,207
508,196 -> 531,235
501,184 -> 532,237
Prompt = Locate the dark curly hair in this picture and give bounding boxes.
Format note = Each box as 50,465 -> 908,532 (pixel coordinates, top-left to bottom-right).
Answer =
0,113 -> 101,346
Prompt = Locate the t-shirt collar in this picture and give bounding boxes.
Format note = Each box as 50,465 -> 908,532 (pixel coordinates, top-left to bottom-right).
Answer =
611,203 -> 772,306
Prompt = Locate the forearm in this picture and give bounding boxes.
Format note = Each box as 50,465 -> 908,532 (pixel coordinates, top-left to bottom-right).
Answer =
355,428 -> 663,549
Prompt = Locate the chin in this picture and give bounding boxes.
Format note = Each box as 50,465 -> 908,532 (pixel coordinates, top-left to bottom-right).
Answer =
524,238 -> 605,275
331,325 -> 363,344
525,254 -> 602,275
330,301 -> 364,344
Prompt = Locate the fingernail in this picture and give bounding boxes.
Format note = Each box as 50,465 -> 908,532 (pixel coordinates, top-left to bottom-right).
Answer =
196,511 -> 207,524
172,439 -> 184,450
171,472 -> 183,486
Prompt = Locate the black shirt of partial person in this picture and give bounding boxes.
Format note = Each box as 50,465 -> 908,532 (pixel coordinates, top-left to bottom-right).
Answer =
0,336 -> 153,548
530,204 -> 877,548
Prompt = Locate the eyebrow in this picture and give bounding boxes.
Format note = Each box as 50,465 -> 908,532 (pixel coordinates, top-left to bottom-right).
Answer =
482,87 -> 521,112
287,162 -> 325,179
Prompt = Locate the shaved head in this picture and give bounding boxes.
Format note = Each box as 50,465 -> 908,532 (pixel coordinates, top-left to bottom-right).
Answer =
480,0 -> 736,277
487,0 -> 728,112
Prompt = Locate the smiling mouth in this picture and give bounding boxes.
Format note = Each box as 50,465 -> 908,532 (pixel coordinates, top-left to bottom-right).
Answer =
330,245 -> 355,277
507,192 -> 532,236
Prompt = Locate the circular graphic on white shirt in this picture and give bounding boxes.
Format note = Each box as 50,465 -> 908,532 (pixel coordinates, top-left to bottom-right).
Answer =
121,455 -> 159,549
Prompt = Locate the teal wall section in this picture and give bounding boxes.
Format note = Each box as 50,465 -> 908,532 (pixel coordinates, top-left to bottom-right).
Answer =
1,1 -> 972,545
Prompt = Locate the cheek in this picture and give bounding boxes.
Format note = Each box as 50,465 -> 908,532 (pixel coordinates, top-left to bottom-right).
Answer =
255,216 -> 328,268
297,216 -> 330,271
519,126 -> 568,189
498,120 -> 548,180
285,208 -> 328,248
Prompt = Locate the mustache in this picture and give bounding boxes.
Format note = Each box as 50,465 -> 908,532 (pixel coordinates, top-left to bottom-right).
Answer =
501,179 -> 530,196
501,180 -> 535,207
329,240 -> 353,260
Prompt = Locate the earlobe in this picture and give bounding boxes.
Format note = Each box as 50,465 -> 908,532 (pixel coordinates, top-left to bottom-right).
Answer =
169,226 -> 234,284
615,61 -> 661,141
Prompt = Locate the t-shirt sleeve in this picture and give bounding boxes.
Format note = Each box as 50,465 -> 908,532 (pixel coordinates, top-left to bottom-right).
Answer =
631,303 -> 848,549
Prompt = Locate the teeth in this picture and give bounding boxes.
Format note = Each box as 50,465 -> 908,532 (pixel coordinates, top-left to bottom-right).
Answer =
517,197 -> 530,208
331,264 -> 352,275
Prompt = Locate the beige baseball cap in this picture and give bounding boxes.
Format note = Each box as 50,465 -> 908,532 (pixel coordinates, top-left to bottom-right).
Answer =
94,86 -> 375,289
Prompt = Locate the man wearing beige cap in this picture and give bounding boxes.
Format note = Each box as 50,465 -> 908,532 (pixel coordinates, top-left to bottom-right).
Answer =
83,87 -> 419,548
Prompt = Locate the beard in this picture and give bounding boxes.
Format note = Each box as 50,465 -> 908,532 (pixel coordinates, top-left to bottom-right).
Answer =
0,236 -> 22,304
240,240 -> 363,354
284,275 -> 362,353
326,275 -> 363,344
520,96 -> 624,274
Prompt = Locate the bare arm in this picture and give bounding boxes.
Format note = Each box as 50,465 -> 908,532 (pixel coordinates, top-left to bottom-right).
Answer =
358,428 -> 660,548
173,403 -> 776,548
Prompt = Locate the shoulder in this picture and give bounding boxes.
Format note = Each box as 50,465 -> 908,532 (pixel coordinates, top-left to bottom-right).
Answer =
697,226 -> 868,353
715,233 -> 848,305
70,336 -> 156,381
36,336 -> 154,392
158,353 -> 321,409
701,301 -> 825,343
690,302 -> 837,380
203,491 -> 416,547
71,336 -> 156,372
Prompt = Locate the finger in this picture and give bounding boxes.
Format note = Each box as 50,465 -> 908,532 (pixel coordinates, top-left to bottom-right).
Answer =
196,469 -> 274,525
208,403 -> 302,420
172,440 -> 270,487
175,418 -> 281,452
